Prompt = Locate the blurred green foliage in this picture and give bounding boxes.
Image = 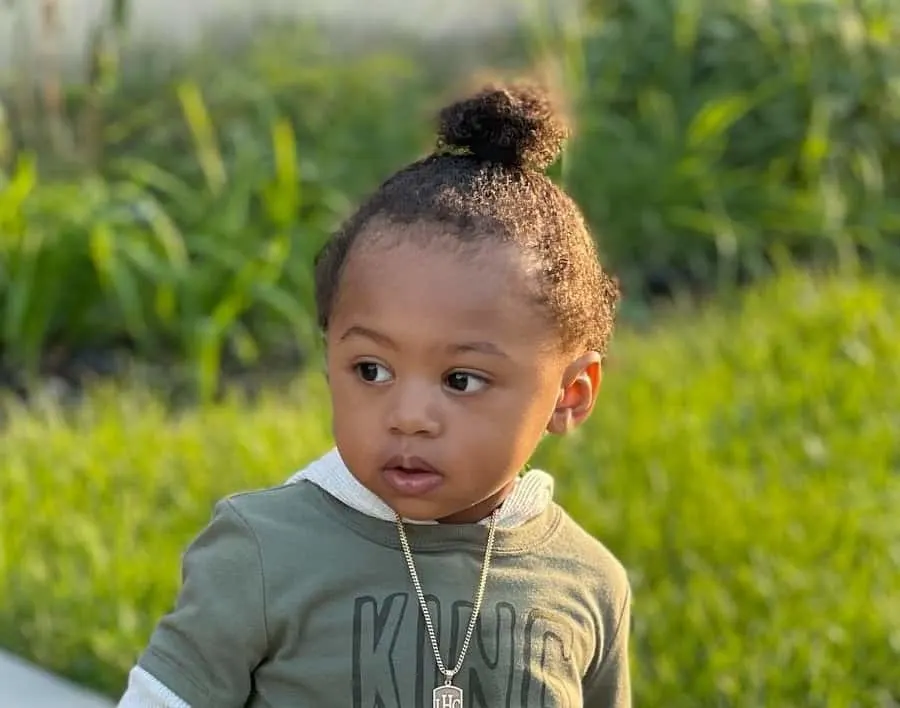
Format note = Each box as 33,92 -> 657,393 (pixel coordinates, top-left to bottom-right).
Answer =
2,0 -> 900,396
1,30 -> 433,397
567,0 -> 900,293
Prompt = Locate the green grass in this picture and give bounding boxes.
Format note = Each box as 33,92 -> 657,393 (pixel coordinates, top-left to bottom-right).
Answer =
2,268 -> 898,707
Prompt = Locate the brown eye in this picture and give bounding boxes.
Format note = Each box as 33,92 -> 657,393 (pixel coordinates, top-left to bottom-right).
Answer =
355,362 -> 392,383
444,371 -> 488,393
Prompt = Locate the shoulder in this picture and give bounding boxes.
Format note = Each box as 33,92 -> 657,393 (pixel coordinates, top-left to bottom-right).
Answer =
203,480 -> 344,556
222,478 -> 325,531
133,486 -> 321,704
541,505 -> 632,681
543,503 -> 631,611
181,481 -> 339,579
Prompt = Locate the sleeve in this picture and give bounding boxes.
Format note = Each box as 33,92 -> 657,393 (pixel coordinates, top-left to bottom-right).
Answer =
582,583 -> 632,708
117,665 -> 191,708
132,499 -> 269,708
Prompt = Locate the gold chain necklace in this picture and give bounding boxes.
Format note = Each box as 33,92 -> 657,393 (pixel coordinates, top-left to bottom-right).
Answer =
394,508 -> 499,708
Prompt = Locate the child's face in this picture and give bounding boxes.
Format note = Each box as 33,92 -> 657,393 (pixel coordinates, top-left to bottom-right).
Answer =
325,226 -> 598,523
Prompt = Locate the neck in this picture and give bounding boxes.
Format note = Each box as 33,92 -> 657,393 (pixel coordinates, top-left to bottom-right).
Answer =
434,479 -> 517,524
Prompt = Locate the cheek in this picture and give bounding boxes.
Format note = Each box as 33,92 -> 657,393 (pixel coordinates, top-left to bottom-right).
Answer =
453,394 -> 549,456
495,381 -> 561,447
326,356 -> 358,399
327,370 -> 360,426
330,387 -> 375,470
329,376 -> 368,431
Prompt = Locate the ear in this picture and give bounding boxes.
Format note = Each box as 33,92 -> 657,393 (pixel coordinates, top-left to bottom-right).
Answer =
546,352 -> 603,435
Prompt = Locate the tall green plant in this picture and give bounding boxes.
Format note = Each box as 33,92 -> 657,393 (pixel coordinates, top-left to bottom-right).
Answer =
527,0 -> 900,296
1,35 -> 431,398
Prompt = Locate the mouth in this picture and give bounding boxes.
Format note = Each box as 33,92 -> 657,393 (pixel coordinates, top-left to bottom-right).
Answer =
381,455 -> 444,497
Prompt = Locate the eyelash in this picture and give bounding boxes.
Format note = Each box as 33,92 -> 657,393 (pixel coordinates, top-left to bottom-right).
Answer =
444,371 -> 489,394
354,361 -> 392,384
352,362 -> 490,394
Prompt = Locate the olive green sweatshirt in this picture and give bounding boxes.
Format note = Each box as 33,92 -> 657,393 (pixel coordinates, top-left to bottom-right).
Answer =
137,475 -> 631,707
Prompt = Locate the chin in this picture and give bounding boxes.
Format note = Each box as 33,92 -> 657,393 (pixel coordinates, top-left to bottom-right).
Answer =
386,495 -> 472,523
394,499 -> 489,525
388,498 -> 445,522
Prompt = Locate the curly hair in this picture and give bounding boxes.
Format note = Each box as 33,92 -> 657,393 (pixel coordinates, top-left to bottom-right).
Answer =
314,79 -> 620,356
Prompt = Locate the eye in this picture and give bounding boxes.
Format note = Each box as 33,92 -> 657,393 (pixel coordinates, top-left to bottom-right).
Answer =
444,371 -> 489,394
355,362 -> 393,384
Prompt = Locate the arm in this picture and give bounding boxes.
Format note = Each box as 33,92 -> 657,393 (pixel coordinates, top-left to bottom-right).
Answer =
583,583 -> 632,708
118,499 -> 269,708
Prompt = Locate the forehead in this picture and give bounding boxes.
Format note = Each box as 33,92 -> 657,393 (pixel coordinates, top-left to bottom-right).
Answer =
330,228 -> 552,348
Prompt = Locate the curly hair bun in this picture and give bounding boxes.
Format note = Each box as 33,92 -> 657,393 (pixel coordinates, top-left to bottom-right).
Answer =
436,81 -> 569,171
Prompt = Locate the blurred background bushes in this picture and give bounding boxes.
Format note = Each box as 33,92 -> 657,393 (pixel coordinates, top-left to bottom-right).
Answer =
1,0 -> 898,398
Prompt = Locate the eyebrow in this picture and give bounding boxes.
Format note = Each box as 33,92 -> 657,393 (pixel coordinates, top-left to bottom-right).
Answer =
340,325 -> 397,349
339,325 -> 509,358
451,341 -> 509,358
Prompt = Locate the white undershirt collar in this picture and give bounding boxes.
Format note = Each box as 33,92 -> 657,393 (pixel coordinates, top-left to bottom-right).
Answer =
287,448 -> 554,529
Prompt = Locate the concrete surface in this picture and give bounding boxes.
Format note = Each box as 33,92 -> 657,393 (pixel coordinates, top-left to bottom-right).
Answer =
0,650 -> 114,708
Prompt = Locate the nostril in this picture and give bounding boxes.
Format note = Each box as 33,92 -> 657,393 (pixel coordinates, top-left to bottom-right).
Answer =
389,416 -> 440,437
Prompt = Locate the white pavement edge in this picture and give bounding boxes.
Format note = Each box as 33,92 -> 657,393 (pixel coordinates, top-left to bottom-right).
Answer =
0,649 -> 115,708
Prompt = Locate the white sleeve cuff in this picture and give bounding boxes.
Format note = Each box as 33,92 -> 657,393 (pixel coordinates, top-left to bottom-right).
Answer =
117,665 -> 192,708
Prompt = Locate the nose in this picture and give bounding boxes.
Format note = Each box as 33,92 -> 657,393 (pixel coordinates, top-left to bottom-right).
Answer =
386,382 -> 442,437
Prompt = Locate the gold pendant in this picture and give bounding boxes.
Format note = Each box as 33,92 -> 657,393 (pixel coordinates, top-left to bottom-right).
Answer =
433,684 -> 463,708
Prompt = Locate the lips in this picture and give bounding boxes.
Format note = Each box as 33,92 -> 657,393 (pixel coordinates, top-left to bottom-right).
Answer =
381,455 -> 444,497
383,455 -> 440,475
